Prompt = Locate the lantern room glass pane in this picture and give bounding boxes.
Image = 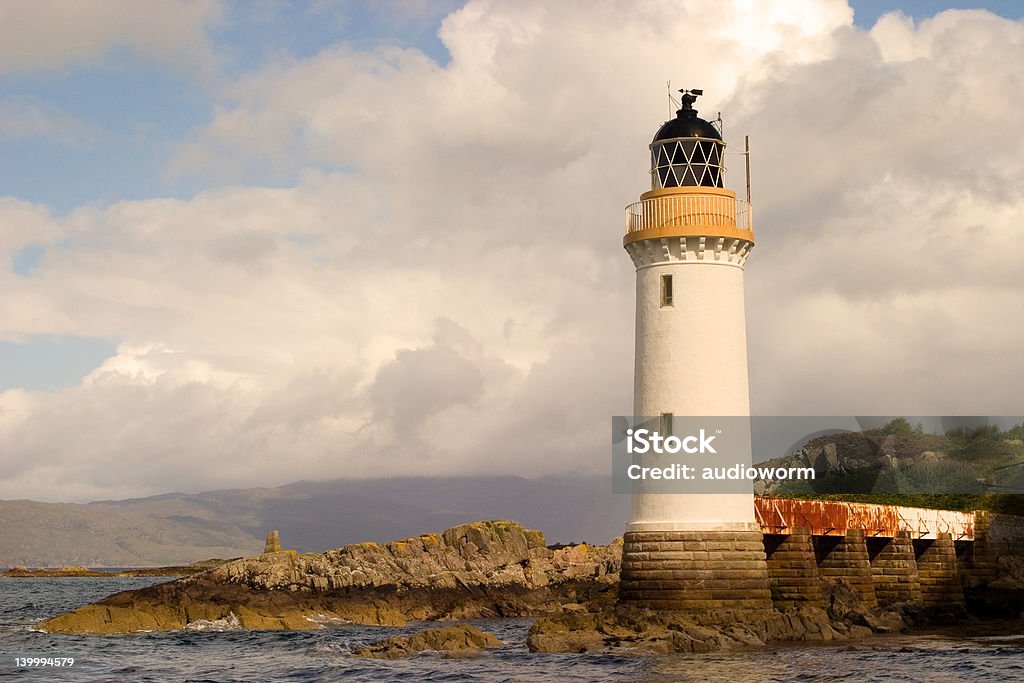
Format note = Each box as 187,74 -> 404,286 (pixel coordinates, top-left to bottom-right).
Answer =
650,137 -> 726,189
692,142 -> 709,164
658,167 -> 672,186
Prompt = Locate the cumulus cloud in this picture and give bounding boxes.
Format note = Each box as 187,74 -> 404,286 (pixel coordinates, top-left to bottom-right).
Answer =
0,0 -> 221,75
728,9 -> 1024,414
1,1 -> 1023,501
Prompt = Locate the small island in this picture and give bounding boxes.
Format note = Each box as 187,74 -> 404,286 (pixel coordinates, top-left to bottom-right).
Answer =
2,559 -> 229,578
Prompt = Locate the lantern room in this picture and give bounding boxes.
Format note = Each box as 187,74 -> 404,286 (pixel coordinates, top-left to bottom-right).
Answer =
649,89 -> 725,189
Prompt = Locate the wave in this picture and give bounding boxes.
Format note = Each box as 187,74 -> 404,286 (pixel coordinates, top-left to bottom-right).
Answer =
184,611 -> 242,631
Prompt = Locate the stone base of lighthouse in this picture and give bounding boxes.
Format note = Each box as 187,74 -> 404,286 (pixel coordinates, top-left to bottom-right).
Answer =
618,530 -> 773,610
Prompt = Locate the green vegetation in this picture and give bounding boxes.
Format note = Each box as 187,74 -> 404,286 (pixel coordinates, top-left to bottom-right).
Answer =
772,418 -> 1024,516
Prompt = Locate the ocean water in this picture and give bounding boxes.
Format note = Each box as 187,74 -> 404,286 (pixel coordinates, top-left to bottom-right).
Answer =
2,577 -> 1024,682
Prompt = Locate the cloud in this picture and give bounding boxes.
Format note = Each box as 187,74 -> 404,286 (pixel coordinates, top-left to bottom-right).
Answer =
0,0 -> 222,75
2,1 -> 1023,501
729,8 -> 1024,414
168,0 -> 853,186
0,97 -> 97,147
368,319 -> 487,440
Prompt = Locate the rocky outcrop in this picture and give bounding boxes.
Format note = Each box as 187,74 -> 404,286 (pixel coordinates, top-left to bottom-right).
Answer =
38,521 -> 622,634
527,606 -> 844,654
820,578 -> 906,633
35,517 -> 955,648
352,624 -> 502,658
527,577 -> 910,655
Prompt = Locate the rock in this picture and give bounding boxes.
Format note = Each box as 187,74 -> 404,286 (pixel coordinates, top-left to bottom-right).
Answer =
561,603 -> 588,614
5,563 -> 230,579
352,624 -> 502,658
264,530 -> 281,553
819,578 -> 907,635
848,624 -> 873,638
919,451 -> 946,463
527,605 -> 850,654
823,443 -> 839,469
3,566 -> 103,577
994,555 -> 1024,589
526,611 -> 620,653
37,520 -> 623,634
821,578 -> 863,621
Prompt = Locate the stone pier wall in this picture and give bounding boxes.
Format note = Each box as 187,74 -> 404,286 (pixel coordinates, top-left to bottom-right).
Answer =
618,509 -> 1024,615
867,532 -> 922,607
960,512 -> 1024,615
763,528 -> 825,609
961,512 -> 1024,586
619,530 -> 773,611
814,530 -> 877,609
913,533 -> 966,610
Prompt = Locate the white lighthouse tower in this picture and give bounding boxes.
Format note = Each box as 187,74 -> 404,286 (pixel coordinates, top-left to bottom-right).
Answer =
618,90 -> 772,611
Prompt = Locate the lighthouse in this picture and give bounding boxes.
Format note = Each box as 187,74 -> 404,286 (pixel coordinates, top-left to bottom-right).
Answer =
618,90 -> 772,611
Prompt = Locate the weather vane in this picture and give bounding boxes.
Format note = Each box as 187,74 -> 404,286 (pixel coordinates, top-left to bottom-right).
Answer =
678,88 -> 703,111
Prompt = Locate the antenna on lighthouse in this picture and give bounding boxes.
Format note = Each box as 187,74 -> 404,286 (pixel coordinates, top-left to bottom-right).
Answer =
745,135 -> 751,204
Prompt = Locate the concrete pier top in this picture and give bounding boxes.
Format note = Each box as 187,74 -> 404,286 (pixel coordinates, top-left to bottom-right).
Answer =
755,497 -> 975,540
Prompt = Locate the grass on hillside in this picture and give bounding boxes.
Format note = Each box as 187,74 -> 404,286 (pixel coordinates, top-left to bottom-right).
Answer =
769,418 -> 1024,516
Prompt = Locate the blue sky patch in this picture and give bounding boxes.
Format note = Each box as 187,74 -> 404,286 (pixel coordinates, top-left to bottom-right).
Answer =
0,336 -> 115,392
12,244 -> 45,277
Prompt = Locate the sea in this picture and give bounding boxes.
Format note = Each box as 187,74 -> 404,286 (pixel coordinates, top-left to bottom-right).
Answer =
2,577 -> 1024,682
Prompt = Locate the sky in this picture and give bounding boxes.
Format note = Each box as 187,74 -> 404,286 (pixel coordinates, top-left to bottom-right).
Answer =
1,0 -> 1023,502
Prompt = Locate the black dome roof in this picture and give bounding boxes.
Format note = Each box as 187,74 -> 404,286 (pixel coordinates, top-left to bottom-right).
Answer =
653,111 -> 721,142
653,89 -> 721,142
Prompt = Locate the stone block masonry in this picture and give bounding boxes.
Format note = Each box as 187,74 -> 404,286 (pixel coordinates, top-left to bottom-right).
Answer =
814,530 -> 877,609
960,511 -> 1024,587
619,530 -> 773,611
763,528 -> 825,609
867,532 -> 922,607
914,533 -> 966,610
615,502 -> 1024,615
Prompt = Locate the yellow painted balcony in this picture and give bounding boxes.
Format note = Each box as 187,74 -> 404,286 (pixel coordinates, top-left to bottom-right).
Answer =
624,187 -> 753,246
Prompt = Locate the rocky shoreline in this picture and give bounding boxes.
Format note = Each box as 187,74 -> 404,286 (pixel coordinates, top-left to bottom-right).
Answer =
2,559 -> 228,578
37,521 -> 621,634
35,520 -> 1007,656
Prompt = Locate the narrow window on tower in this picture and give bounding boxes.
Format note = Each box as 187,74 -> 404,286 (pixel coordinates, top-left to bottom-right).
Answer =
660,274 -> 674,308
660,413 -> 674,436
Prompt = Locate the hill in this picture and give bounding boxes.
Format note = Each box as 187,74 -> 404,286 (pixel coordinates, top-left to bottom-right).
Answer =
755,419 -> 1024,515
0,476 -> 629,567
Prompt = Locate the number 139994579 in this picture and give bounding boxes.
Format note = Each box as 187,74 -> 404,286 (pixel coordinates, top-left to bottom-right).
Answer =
15,657 -> 75,667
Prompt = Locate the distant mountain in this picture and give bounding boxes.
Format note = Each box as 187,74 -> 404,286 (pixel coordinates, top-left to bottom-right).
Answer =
0,476 -> 628,567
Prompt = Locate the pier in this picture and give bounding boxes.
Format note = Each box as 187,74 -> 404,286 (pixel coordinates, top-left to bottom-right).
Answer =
754,498 -> 1024,611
